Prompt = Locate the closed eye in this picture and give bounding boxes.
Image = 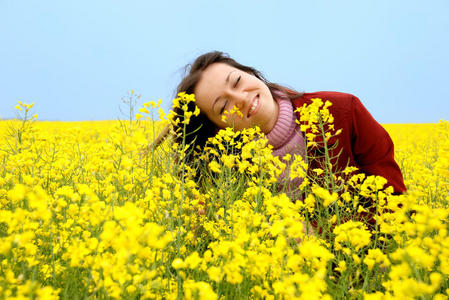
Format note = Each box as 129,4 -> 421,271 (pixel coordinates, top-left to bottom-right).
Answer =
233,75 -> 241,88
219,100 -> 228,115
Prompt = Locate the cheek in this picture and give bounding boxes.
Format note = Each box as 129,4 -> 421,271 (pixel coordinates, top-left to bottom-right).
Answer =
221,115 -> 243,131
210,115 -> 227,129
195,98 -> 209,115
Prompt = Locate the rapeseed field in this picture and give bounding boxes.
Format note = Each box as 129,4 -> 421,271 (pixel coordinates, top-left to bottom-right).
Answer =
1,96 -> 448,299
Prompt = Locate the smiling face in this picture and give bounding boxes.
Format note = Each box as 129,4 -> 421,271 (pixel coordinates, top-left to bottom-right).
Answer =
194,63 -> 279,134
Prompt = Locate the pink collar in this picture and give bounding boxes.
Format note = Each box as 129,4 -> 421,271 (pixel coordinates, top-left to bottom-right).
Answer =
266,91 -> 305,159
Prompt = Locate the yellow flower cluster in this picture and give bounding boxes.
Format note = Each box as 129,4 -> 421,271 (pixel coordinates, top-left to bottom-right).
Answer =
295,98 -> 341,148
0,99 -> 448,299
168,92 -> 200,127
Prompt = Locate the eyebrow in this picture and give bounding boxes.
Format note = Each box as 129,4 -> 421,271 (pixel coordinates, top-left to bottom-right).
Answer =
212,70 -> 235,112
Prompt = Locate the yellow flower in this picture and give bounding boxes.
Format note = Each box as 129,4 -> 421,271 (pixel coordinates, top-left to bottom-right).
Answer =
207,266 -> 222,282
311,185 -> 338,207
334,221 -> 371,251
312,168 -> 324,175
7,184 -> 27,202
185,252 -> 202,269
208,160 -> 221,173
335,260 -> 346,273
139,107 -> 149,114
221,154 -> 236,168
172,258 -> 186,269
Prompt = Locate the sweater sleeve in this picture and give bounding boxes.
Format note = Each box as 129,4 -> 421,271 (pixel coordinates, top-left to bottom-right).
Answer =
350,95 -> 407,194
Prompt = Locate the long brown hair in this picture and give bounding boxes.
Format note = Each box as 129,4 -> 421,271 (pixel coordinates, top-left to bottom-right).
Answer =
173,51 -> 303,153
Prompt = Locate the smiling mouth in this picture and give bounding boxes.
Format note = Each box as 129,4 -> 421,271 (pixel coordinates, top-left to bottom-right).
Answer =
247,94 -> 260,117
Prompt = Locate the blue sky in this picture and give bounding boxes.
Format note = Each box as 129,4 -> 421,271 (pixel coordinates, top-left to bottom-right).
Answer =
1,0 -> 448,123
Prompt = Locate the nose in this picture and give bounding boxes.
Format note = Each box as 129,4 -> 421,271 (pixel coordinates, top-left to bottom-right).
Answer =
232,91 -> 247,110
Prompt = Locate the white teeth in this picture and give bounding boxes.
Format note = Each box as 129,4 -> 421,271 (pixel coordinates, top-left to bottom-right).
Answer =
248,96 -> 259,116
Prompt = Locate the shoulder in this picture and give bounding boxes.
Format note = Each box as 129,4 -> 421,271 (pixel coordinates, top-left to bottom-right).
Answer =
292,91 -> 360,117
292,91 -> 356,105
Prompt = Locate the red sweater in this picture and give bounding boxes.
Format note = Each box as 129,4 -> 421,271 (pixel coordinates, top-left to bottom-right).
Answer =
292,91 -> 406,194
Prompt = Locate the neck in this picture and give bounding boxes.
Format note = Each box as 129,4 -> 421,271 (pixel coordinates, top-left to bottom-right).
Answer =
264,99 -> 280,134
266,90 -> 305,159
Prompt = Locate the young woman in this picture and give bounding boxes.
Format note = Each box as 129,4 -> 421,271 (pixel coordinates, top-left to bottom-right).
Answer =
171,51 -> 406,195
